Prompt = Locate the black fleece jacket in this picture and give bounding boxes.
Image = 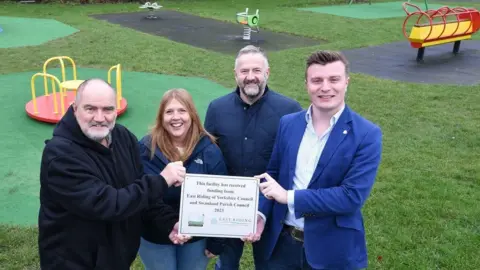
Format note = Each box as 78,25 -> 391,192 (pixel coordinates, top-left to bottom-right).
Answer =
38,106 -> 179,270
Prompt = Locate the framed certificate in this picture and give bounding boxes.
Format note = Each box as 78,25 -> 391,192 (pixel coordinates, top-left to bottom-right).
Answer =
178,173 -> 259,238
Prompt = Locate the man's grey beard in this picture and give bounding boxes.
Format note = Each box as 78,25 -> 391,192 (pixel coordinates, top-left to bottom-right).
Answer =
242,88 -> 261,100
241,83 -> 266,101
88,131 -> 112,144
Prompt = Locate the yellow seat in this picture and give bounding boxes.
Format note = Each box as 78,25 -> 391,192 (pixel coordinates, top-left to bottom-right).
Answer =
409,20 -> 473,46
43,56 -> 82,97
60,79 -> 85,96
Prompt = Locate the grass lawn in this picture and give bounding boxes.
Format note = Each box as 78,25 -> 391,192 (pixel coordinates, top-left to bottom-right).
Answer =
1,0 -> 479,269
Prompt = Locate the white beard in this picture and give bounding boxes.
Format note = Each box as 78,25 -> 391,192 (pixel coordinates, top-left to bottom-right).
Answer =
85,127 -> 111,142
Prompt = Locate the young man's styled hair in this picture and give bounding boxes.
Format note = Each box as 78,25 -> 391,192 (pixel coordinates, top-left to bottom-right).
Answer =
149,88 -> 216,161
305,50 -> 350,78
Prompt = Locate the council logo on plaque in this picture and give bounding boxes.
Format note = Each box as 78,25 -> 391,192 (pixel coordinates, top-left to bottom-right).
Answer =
216,216 -> 252,226
187,213 -> 205,227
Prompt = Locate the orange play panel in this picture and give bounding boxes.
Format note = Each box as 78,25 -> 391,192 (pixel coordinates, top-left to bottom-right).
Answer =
25,91 -> 128,124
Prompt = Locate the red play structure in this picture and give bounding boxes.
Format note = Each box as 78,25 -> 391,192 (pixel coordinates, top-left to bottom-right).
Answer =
25,56 -> 128,123
402,2 -> 480,61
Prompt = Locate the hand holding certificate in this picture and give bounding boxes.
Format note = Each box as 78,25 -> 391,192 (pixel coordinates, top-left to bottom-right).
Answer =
178,173 -> 259,238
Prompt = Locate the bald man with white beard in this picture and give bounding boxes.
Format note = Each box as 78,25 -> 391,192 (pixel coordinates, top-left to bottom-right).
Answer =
38,79 -> 191,270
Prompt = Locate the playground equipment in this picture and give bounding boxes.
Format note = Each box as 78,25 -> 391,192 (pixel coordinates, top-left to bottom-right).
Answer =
139,2 -> 162,19
402,2 -> 480,61
43,56 -> 83,97
25,57 -> 128,124
108,64 -> 124,109
236,8 -> 259,40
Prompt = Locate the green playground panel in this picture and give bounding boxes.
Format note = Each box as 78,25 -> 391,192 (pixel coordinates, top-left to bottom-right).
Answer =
297,1 -> 447,19
0,16 -> 79,48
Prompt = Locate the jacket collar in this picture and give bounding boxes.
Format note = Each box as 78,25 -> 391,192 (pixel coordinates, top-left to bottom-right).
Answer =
305,104 -> 346,127
140,135 -> 212,166
51,105 -> 114,155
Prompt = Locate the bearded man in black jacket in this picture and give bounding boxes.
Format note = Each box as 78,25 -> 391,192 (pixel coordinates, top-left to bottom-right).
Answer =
38,78 -> 191,270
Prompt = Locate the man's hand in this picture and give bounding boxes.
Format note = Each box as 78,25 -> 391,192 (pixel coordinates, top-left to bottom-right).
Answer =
204,249 -> 216,258
169,222 -> 192,245
256,173 -> 288,204
241,214 -> 265,243
160,161 -> 186,187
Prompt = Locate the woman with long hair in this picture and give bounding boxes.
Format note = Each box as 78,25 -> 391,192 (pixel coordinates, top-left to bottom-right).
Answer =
137,88 -> 228,270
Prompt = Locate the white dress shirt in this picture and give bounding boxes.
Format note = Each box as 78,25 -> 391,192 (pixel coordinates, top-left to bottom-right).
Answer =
284,104 -> 345,229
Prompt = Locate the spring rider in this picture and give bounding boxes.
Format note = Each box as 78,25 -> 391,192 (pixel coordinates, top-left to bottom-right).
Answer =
236,8 -> 260,41
139,2 -> 162,19
402,2 -> 480,61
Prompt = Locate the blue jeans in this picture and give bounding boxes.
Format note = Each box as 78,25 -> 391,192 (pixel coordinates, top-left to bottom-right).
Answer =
138,237 -> 209,270
215,238 -> 266,270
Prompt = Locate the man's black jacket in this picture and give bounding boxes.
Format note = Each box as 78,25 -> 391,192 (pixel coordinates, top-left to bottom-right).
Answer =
38,106 -> 178,270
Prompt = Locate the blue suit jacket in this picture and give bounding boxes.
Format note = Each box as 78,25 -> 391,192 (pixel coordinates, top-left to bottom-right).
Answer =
258,105 -> 382,269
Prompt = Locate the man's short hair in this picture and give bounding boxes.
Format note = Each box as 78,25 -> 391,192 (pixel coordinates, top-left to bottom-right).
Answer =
234,45 -> 269,69
305,50 -> 350,78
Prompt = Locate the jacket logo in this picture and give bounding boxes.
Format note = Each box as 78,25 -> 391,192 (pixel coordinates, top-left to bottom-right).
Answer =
194,158 -> 203,165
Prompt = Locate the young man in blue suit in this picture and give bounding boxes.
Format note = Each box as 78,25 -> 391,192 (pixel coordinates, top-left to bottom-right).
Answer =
246,50 -> 383,269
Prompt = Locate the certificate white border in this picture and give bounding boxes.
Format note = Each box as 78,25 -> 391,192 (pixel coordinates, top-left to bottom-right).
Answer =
178,173 -> 259,238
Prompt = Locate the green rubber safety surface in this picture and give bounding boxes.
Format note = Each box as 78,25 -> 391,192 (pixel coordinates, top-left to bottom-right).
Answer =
0,16 -> 79,48
297,1 -> 447,19
0,67 -> 231,226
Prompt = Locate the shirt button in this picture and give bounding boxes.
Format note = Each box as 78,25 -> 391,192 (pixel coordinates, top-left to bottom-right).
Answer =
244,137 -> 248,140
244,107 -> 247,110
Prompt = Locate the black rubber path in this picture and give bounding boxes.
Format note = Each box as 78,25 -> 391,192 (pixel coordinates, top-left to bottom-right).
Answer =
341,40 -> 480,85
90,10 -> 321,55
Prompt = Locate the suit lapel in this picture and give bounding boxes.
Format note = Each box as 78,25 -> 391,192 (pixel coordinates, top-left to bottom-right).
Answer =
308,107 -> 352,188
287,112 -> 307,189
